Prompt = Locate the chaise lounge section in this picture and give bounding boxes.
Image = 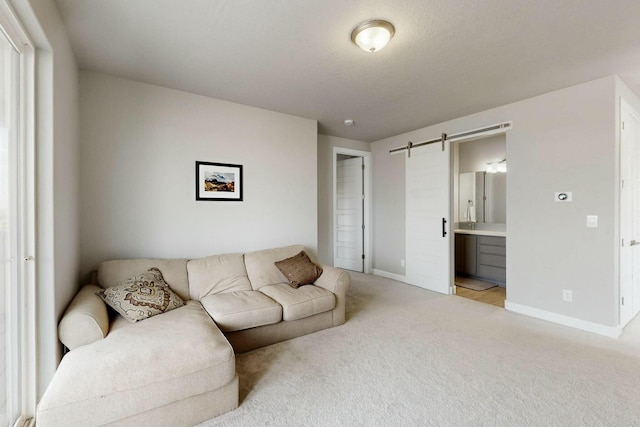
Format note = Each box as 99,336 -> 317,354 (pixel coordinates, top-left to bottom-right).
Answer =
36,245 -> 350,427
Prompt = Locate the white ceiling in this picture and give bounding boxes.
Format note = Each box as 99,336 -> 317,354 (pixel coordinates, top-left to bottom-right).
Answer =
54,0 -> 640,142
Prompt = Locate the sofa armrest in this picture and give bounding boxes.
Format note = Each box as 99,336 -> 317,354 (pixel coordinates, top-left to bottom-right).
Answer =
58,284 -> 110,350
313,265 -> 350,326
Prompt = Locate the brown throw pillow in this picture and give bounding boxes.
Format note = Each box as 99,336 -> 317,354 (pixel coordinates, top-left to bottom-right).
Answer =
97,267 -> 185,322
274,251 -> 323,289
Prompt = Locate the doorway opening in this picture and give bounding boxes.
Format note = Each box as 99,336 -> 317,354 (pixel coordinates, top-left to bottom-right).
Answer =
453,134 -> 507,308
388,121 -> 510,296
332,148 -> 371,273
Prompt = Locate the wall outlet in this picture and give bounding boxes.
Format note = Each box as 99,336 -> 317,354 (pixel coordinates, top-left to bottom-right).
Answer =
562,289 -> 573,302
400,259 -> 405,268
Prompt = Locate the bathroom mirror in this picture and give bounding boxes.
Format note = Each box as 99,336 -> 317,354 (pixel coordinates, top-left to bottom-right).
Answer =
459,171 -> 506,224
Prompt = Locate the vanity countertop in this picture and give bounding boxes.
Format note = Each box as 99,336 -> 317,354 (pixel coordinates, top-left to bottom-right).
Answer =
454,229 -> 507,237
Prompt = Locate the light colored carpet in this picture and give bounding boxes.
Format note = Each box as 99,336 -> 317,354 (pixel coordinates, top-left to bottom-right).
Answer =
455,276 -> 497,291
198,272 -> 640,427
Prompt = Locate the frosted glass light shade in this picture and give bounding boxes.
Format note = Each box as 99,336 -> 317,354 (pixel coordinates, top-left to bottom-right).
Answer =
486,160 -> 507,173
351,20 -> 395,53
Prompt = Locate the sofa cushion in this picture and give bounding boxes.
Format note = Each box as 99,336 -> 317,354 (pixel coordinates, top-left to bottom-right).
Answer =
58,284 -> 109,350
187,253 -> 252,300
259,283 -> 336,321
37,301 -> 236,426
275,250 -> 323,288
244,245 -> 304,289
98,258 -> 190,301
98,267 -> 185,322
201,290 -> 282,332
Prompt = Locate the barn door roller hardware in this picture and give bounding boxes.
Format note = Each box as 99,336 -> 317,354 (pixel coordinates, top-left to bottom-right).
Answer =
389,122 -> 512,157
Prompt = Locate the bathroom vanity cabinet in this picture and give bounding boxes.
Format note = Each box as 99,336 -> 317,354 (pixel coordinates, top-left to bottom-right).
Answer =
455,233 -> 506,285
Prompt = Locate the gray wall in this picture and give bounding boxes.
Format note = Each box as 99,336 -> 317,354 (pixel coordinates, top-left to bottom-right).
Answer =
13,0 -> 80,399
371,76 -> 624,328
79,71 -> 318,277
317,134 -> 370,265
372,138 -> 406,275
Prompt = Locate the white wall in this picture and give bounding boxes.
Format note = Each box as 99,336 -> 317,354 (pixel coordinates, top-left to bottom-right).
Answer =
79,71 -> 318,276
371,76 -> 622,330
317,134 -> 369,265
12,0 -> 80,400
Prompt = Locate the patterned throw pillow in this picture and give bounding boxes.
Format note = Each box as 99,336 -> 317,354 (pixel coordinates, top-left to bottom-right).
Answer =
97,267 -> 185,322
274,251 -> 323,289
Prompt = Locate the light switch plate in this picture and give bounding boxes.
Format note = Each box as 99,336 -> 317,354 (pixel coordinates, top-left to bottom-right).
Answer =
555,192 -> 572,202
587,215 -> 598,228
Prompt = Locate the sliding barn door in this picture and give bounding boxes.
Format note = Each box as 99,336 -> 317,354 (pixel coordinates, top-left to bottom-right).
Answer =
405,142 -> 451,294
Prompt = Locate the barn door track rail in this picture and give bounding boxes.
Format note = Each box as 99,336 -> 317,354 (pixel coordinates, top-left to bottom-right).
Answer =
389,121 -> 512,157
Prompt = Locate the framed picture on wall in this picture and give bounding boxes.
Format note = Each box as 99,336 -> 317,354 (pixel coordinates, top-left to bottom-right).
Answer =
195,161 -> 243,201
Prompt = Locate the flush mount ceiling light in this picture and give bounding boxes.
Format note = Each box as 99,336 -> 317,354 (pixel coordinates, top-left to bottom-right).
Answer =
351,19 -> 395,53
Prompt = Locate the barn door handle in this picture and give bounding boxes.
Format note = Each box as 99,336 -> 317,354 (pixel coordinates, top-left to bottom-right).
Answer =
442,218 -> 447,237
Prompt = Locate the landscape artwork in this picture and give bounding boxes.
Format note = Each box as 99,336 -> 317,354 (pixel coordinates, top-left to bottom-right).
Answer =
204,171 -> 235,192
195,161 -> 243,201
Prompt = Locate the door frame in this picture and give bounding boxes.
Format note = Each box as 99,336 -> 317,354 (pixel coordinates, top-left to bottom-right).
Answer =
449,126 -> 511,296
333,147 -> 371,273
0,0 -> 37,423
619,97 -> 640,327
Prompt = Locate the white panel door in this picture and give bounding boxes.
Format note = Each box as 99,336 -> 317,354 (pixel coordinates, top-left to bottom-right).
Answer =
406,142 -> 451,294
334,157 -> 363,272
620,104 -> 640,326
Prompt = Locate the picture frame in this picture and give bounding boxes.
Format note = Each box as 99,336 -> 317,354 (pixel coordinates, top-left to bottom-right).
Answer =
195,161 -> 243,201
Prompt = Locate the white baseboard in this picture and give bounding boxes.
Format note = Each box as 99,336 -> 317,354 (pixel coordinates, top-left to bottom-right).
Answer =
371,272 -> 621,338
505,301 -> 622,339
372,269 -> 407,283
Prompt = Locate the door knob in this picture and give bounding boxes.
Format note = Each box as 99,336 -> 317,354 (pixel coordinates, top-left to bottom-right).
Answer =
631,240 -> 640,246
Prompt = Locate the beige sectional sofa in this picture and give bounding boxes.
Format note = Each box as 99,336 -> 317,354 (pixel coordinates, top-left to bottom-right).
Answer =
37,245 -> 350,427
